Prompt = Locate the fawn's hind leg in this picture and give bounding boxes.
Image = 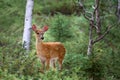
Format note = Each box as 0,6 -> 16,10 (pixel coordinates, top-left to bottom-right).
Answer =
50,60 -> 55,67
58,59 -> 63,70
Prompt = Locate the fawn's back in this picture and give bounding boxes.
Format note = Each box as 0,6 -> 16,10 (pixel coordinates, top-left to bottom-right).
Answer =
37,42 -> 65,59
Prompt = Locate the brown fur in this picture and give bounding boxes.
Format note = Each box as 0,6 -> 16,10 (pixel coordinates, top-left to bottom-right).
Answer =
32,25 -> 66,71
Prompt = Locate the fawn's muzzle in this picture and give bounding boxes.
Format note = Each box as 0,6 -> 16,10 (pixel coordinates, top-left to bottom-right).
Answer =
41,37 -> 44,40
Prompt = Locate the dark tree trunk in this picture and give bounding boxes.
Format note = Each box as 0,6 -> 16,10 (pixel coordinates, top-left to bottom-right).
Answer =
95,0 -> 101,36
87,20 -> 94,56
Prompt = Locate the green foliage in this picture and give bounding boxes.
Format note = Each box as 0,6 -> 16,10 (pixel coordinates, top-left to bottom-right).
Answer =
0,0 -> 26,31
48,14 -> 74,42
0,31 -> 39,79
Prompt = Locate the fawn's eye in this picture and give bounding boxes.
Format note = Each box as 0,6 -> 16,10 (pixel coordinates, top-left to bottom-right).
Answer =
36,32 -> 39,34
35,31 -> 39,34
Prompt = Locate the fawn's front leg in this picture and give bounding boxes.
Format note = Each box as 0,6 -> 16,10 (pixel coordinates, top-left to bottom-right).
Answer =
39,57 -> 45,73
41,60 -> 45,70
46,59 -> 50,70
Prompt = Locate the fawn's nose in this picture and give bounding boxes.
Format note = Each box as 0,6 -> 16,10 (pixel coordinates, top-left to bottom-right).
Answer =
41,37 -> 44,40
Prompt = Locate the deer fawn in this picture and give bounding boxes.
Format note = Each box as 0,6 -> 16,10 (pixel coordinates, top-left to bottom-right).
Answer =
32,24 -> 66,71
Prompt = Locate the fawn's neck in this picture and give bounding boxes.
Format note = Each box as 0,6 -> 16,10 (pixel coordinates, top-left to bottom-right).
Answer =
35,36 -> 43,50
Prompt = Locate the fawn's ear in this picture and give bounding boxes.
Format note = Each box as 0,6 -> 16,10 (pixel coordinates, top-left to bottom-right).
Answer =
42,25 -> 48,32
32,24 -> 37,31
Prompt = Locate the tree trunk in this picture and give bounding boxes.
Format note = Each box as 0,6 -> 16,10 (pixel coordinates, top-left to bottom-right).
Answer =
87,20 -> 94,56
87,36 -> 93,56
95,0 -> 101,36
22,0 -> 34,51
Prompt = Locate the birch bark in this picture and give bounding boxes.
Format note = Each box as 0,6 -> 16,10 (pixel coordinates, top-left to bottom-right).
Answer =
22,0 -> 34,51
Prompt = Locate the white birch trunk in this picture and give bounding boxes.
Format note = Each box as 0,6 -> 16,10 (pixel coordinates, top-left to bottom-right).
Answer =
22,0 -> 34,51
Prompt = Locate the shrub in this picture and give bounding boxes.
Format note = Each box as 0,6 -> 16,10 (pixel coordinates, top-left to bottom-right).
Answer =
35,0 -> 80,15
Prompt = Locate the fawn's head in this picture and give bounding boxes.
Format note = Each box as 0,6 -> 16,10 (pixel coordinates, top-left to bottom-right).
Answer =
32,24 -> 48,40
